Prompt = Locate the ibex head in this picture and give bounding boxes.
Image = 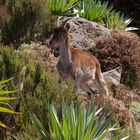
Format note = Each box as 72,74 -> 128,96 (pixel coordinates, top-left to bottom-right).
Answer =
48,19 -> 71,55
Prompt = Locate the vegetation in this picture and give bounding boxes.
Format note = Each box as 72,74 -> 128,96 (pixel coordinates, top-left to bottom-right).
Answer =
104,0 -> 140,35
0,78 -> 18,128
92,30 -> 140,89
0,44 -> 136,139
0,0 -> 136,47
30,102 -> 128,140
0,0 -> 56,47
49,0 -> 134,31
0,46 -> 76,139
48,0 -> 77,16
131,102 -> 140,115
0,0 -> 140,139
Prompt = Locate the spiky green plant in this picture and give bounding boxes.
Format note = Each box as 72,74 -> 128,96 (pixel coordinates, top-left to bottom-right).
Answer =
48,0 -> 136,31
80,0 -> 112,22
104,11 -> 135,31
1,0 -> 55,47
49,0 -> 77,16
79,0 -> 134,30
0,78 -> 18,128
30,102 -> 129,140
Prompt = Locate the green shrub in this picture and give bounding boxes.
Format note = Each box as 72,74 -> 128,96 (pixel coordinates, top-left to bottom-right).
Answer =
1,0 -> 56,47
0,47 -> 22,80
0,78 -> 19,129
0,45 -> 76,138
79,0 -> 133,30
49,0 -> 77,16
79,0 -> 112,22
29,101 -> 129,140
0,78 -> 20,140
48,0 -> 134,31
104,11 -> 132,31
131,102 -> 140,114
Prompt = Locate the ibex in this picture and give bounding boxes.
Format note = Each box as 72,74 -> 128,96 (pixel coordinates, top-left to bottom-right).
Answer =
48,19 -> 109,97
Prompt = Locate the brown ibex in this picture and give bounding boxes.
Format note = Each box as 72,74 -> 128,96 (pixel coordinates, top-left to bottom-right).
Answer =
48,20 -> 109,97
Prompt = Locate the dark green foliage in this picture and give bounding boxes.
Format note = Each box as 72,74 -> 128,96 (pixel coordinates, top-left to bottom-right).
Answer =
0,47 -> 21,80
79,0 -> 113,22
79,0 -> 133,30
0,78 -> 19,129
48,0 -> 133,31
1,0 -> 56,47
48,0 -> 77,16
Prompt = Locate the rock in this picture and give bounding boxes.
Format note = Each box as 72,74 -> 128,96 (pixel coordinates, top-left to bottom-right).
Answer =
57,17 -> 110,50
103,67 -> 122,86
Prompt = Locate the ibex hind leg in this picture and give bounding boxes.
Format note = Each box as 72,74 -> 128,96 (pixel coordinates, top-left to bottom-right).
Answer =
96,70 -> 109,96
76,75 -> 99,99
76,76 -> 92,98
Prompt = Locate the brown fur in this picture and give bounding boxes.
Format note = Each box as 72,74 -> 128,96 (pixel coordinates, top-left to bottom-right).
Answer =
49,23 -> 109,96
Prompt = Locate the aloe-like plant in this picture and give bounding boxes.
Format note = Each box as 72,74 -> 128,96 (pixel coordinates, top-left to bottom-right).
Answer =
0,78 -> 18,128
80,0 -> 113,22
48,0 -> 136,31
30,102 -> 129,140
49,0 -> 77,16
79,0 -> 134,30
104,11 -> 134,31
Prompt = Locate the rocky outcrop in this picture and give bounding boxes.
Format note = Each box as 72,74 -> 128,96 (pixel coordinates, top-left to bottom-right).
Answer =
57,17 -> 110,50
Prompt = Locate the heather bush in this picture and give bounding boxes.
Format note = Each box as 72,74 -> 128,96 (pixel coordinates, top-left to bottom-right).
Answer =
0,45 -> 76,138
92,30 -> 140,89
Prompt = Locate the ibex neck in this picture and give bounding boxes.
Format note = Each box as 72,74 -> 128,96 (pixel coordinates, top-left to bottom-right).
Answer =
59,35 -> 72,64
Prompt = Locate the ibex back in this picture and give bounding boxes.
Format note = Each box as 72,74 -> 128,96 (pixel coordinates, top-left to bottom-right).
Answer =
48,21 -> 109,97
